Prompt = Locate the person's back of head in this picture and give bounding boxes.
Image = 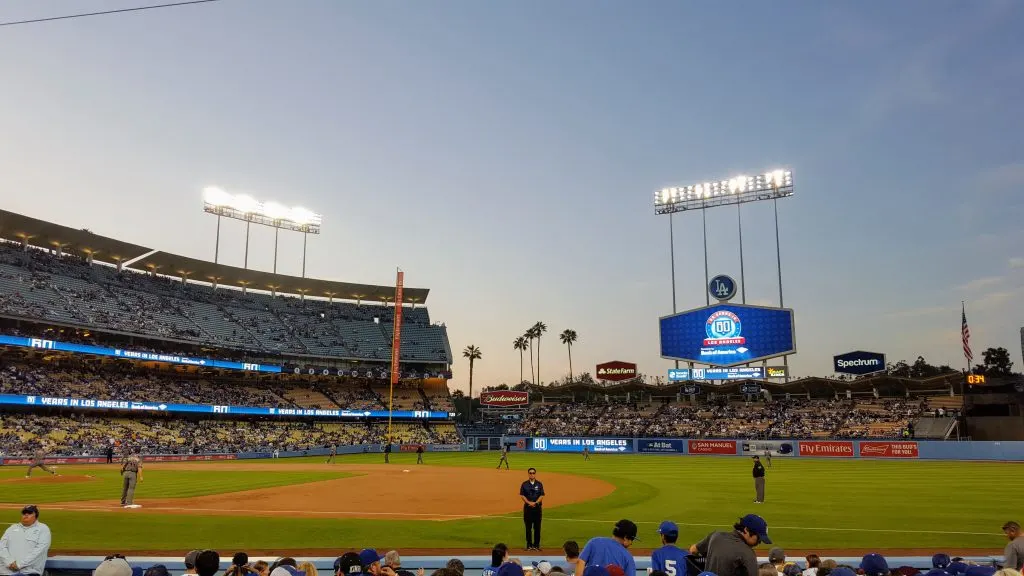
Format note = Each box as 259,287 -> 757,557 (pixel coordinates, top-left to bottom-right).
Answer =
760,564 -> 780,576
385,551 -> 402,569
196,550 -> 221,576
446,559 -> 465,575
563,541 -> 580,561
807,556 -> 821,570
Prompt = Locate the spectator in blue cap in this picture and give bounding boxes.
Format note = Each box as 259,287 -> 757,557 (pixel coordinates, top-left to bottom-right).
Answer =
689,515 -> 770,576
359,550 -> 382,576
947,562 -> 969,576
653,521 -> 689,576
860,554 -> 888,576
575,520 -> 638,576
933,555 -> 951,571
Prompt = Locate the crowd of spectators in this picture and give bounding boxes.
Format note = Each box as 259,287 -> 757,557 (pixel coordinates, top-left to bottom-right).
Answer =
507,397 -> 928,440
0,243 -> 451,363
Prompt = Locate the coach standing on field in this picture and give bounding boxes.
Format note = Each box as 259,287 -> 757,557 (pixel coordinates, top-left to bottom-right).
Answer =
520,467 -> 545,551
752,456 -> 766,504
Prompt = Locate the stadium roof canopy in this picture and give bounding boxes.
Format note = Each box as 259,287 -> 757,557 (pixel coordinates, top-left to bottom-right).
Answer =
0,209 -> 429,303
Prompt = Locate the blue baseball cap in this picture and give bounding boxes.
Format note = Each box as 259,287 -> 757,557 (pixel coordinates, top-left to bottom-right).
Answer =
861,554 -> 889,576
498,564 -> 526,576
830,568 -> 856,576
739,514 -> 772,544
358,550 -> 382,568
658,521 -> 679,535
933,555 -> 951,569
697,572 -> 718,576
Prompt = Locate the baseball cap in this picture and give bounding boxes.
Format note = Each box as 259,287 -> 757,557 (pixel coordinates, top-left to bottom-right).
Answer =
20,505 -> 39,516
830,568 -> 856,576
498,564 -> 526,576
657,521 -> 679,535
697,572 -> 719,576
359,549 -> 382,568
614,519 -> 640,540
739,514 -> 772,544
95,558 -> 133,576
861,554 -> 889,576
533,562 -> 553,576
144,565 -> 170,576
933,555 -> 951,569
184,551 -> 200,569
768,548 -> 785,563
334,553 -> 363,575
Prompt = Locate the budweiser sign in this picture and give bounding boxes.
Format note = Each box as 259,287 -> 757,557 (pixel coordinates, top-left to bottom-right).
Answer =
688,440 -> 737,455
479,390 -> 529,407
798,441 -> 854,457
596,361 -> 637,381
859,441 -> 919,459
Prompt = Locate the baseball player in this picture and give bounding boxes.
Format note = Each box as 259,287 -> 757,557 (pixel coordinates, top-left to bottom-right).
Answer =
25,447 -> 57,478
384,443 -> 392,463
583,445 -> 590,461
497,445 -> 510,470
764,449 -> 772,468
752,455 -> 766,503
327,445 -> 337,464
121,452 -> 143,508
416,445 -> 424,464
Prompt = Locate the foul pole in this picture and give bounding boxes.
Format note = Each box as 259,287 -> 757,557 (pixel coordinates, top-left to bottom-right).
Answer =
387,269 -> 404,444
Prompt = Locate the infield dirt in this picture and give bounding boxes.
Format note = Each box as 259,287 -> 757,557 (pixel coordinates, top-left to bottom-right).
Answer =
15,462 -> 615,521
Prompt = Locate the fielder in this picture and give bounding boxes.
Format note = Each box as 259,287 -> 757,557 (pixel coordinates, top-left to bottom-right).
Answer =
583,445 -> 590,461
327,445 -> 337,464
120,453 -> 143,508
25,448 -> 57,478
497,445 -> 510,470
416,445 -> 424,464
764,449 -> 772,468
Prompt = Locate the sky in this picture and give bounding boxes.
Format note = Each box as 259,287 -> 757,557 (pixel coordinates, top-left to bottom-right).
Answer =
1,0 -> 1023,394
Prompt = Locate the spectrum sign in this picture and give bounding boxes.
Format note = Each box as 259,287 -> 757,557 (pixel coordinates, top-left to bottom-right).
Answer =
660,304 -> 795,367
833,351 -> 886,375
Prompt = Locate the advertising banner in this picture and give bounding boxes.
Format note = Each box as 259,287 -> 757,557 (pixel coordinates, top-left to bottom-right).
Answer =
400,444 -> 424,453
687,440 -> 737,455
660,304 -> 796,367
740,440 -> 796,457
0,335 -> 281,373
833,351 -> 886,375
798,441 -> 855,457
638,439 -> 686,453
859,441 -> 919,458
530,437 -> 633,453
596,361 -> 637,381
480,390 -> 530,407
0,394 -> 451,420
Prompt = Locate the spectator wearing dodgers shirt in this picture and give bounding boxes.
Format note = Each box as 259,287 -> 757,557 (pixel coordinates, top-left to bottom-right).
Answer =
575,520 -> 638,576
652,521 -> 689,576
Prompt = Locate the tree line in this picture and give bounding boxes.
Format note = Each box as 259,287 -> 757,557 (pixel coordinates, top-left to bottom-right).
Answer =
459,322 -> 579,399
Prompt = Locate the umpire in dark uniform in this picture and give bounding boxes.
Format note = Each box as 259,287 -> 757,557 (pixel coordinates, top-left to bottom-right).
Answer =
520,467 -> 545,551
752,455 -> 766,503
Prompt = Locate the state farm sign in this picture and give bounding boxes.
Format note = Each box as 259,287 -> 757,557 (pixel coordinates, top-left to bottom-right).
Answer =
688,440 -> 737,455
596,361 -> 637,381
859,441 -> 919,459
479,390 -> 529,407
798,441 -> 854,457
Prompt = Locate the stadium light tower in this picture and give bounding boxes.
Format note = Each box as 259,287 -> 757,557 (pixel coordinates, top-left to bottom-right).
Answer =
653,169 -> 795,370
202,187 -> 322,276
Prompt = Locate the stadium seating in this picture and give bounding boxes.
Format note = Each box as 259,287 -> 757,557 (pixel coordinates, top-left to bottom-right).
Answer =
0,244 -> 451,363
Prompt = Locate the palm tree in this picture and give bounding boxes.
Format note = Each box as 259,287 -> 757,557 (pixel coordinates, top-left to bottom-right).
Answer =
462,345 -> 482,399
532,321 -> 547,385
524,328 -> 537,385
560,329 -> 578,381
513,336 -> 528,385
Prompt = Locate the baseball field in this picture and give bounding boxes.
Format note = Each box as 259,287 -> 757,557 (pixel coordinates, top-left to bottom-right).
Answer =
0,452 -> 1013,556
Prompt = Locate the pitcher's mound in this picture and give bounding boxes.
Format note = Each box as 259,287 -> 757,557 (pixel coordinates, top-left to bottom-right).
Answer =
3,475 -> 95,484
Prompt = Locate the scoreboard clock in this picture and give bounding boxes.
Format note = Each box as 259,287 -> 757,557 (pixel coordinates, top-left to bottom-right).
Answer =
967,374 -> 987,385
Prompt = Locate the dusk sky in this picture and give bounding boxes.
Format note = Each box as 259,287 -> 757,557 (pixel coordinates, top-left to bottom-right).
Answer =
2,0 -> 1023,393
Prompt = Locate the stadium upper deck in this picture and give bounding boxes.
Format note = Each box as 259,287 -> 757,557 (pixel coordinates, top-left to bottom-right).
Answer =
0,210 -> 452,365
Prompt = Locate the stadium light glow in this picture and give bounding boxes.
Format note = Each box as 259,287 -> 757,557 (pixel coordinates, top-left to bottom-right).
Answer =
202,187 -> 322,234
654,169 -> 794,214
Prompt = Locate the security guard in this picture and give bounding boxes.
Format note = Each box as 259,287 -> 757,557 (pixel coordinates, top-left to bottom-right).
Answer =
520,467 -> 545,551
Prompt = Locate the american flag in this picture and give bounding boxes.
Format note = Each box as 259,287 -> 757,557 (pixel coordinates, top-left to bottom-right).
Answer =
962,303 -> 973,364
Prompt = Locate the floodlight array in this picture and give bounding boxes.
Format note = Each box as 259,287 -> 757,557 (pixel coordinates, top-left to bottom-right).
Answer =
654,169 -> 794,214
202,187 -> 322,233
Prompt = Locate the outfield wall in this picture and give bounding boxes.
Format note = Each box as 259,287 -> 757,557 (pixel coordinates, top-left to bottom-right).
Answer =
502,437 -> 1024,461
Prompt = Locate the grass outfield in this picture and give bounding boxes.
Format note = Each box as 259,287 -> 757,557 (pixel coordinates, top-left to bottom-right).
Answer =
0,452 -> 1014,554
